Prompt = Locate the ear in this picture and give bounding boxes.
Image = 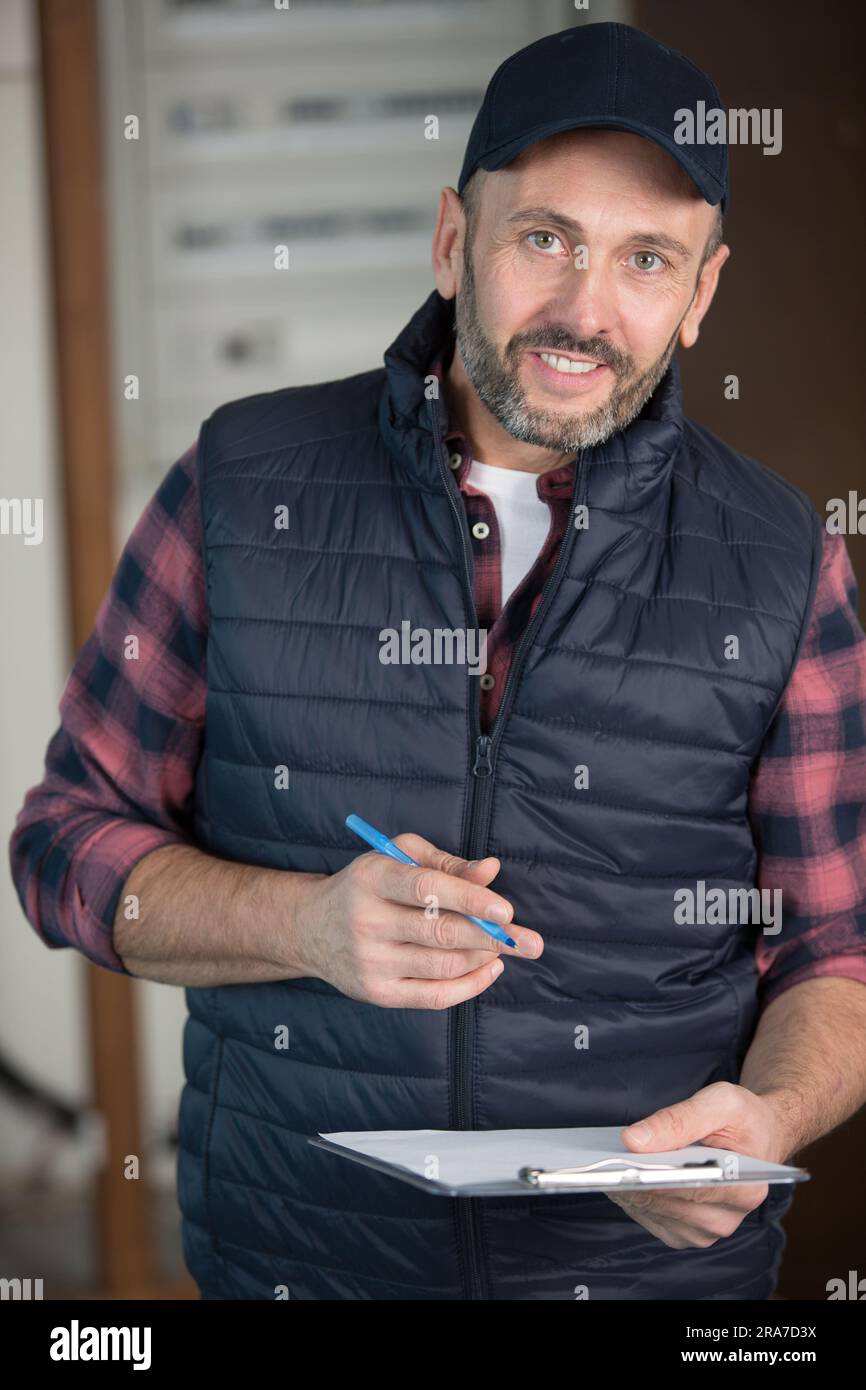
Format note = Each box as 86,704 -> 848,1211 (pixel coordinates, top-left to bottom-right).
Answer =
432,186 -> 466,300
678,242 -> 731,350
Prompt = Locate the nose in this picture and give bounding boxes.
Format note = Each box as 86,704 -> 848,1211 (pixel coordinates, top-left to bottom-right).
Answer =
545,255 -> 617,346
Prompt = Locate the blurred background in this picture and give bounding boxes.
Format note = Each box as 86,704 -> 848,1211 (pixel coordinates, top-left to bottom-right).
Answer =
1,0 -> 863,1299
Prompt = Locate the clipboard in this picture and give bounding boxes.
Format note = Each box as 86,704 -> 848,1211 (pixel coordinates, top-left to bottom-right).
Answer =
309,1126 -> 810,1198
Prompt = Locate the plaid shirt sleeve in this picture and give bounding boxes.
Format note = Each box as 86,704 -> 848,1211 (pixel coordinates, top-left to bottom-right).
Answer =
8,442 -> 206,974
750,530 -> 866,1009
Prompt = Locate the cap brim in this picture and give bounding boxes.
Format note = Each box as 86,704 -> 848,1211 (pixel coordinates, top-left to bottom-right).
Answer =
475,115 -> 726,208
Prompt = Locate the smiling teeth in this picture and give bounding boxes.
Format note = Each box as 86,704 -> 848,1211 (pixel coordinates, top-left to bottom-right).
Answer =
539,353 -> 600,374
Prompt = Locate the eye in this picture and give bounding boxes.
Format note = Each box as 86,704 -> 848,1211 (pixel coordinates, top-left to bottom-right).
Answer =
629,250 -> 666,273
526,230 -> 565,255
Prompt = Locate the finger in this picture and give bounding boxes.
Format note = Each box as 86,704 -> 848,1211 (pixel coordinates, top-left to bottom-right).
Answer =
608,1196 -> 727,1250
644,1215 -> 723,1250
607,1195 -> 696,1249
392,956 -> 506,1010
387,902 -> 539,958
612,1183 -> 767,1244
390,833 -> 495,882
394,841 -> 502,888
638,1200 -> 748,1243
390,844 -> 520,940
376,842 -> 513,921
366,855 -> 543,955
380,839 -> 511,917
392,943 -> 506,979
457,856 -> 502,884
611,1180 -> 767,1215
652,1182 -> 769,1213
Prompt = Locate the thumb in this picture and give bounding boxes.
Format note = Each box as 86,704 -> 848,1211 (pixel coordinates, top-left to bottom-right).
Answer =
622,1088 -> 716,1152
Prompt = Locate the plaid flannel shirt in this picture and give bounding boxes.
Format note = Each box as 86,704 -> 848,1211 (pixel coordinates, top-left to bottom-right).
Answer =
10,409 -> 866,1013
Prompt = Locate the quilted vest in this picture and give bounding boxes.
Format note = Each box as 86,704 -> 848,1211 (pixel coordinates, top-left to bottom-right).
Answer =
177,289 -> 821,1300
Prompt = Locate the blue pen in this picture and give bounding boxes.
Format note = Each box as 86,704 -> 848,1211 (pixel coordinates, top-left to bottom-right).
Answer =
345,814 -> 517,949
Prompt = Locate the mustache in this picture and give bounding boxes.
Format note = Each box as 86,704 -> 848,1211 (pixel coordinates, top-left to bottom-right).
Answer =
508,332 -> 632,376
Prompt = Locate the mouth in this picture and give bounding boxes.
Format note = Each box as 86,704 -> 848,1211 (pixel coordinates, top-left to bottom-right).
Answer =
526,349 -> 613,391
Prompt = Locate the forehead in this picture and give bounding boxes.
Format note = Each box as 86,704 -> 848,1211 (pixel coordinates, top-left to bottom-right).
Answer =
483,128 -> 708,226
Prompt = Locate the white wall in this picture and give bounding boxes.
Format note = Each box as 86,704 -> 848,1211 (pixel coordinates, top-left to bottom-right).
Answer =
0,0 -> 90,1177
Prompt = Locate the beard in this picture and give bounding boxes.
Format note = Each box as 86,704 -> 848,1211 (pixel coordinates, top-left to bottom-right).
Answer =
453,244 -> 687,452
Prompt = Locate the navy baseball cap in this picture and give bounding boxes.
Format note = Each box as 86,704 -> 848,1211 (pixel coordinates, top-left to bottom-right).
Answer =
458,22 -> 728,212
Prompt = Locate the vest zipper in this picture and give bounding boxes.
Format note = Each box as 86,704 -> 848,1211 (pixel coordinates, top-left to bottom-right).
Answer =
428,396 -> 585,1299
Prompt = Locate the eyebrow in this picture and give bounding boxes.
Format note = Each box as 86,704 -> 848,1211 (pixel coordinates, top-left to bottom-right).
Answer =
504,206 -> 694,261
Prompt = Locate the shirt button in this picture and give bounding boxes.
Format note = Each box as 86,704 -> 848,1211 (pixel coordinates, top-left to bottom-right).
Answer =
449,451 -> 462,469
480,674 -> 495,691
471,521 -> 490,540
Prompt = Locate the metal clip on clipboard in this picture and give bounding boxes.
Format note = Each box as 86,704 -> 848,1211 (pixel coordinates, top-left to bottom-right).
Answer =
519,1156 -> 725,1188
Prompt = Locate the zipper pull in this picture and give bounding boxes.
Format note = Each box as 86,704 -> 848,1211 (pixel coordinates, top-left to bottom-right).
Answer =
473,734 -> 493,777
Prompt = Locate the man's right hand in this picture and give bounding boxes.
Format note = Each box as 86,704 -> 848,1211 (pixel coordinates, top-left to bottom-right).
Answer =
296,833 -> 543,1009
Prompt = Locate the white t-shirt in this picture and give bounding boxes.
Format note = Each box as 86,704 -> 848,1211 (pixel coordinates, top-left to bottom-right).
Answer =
466,458 -> 551,607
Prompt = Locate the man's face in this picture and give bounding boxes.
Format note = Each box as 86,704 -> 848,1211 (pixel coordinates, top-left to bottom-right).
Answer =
450,130 -> 723,452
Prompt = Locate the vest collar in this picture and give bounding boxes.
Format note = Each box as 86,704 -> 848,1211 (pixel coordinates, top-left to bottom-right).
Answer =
378,288 -> 685,503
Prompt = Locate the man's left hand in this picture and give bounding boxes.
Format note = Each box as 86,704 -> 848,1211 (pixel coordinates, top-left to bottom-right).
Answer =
609,1081 -> 798,1249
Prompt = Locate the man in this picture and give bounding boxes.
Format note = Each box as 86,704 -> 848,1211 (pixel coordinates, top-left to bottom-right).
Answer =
11,22 -> 866,1299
